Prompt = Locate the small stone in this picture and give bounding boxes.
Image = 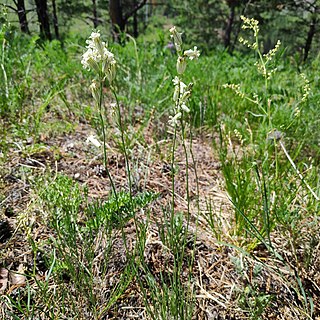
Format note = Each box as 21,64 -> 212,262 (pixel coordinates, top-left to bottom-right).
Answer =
74,173 -> 80,179
67,143 -> 75,149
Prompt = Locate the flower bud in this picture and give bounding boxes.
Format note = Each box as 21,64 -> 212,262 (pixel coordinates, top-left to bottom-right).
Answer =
169,26 -> 183,52
90,79 -> 100,102
168,112 -> 182,126
181,104 -> 190,113
180,90 -> 191,103
173,85 -> 179,101
106,63 -> 116,83
176,56 -> 187,74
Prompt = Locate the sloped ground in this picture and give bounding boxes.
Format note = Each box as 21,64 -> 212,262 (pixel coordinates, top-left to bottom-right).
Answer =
1,120 -> 320,319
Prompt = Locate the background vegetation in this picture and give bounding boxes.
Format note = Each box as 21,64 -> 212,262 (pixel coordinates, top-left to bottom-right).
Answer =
0,1 -> 319,319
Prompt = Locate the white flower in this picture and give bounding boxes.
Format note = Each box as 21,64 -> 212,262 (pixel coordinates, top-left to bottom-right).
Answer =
172,76 -> 180,86
180,90 -> 191,103
89,79 -> 98,91
184,46 -> 200,60
81,48 -> 100,72
179,81 -> 187,92
168,112 -> 182,126
173,85 -> 179,102
181,104 -> 190,113
90,31 -> 101,41
82,31 -> 117,81
86,31 -> 105,55
86,134 -> 101,148
104,48 -> 115,63
172,77 -> 188,102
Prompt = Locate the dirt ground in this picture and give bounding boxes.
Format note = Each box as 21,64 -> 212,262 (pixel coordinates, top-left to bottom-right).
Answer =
1,121 -> 320,319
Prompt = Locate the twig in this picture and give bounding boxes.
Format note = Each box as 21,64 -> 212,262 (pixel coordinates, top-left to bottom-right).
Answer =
279,140 -> 319,201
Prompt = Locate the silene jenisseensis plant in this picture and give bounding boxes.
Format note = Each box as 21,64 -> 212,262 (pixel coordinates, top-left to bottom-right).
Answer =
81,31 -> 131,200
168,26 -> 200,231
168,26 -> 200,127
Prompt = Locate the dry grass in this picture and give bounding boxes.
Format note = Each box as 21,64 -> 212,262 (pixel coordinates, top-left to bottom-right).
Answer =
0,114 -> 319,319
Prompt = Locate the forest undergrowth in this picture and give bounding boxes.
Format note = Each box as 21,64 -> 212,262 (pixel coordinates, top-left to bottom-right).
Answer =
0,14 -> 320,320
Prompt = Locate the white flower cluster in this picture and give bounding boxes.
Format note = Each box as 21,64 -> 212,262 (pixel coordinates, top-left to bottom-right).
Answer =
81,31 -> 116,83
169,26 -> 200,75
168,26 -> 200,127
168,77 -> 193,126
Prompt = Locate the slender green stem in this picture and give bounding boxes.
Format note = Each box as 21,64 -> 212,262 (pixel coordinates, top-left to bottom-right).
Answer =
180,118 -> 192,269
188,127 -> 200,274
111,88 -> 141,263
111,86 -> 133,200
171,126 -> 177,234
181,119 -> 190,223
189,130 -> 200,215
256,34 -> 268,93
97,78 -> 118,201
280,140 -> 319,201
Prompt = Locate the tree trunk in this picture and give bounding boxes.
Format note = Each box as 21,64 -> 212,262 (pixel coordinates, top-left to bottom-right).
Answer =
109,0 -> 125,35
133,0 -> 138,37
230,0 -> 252,54
52,0 -> 60,40
224,1 -> 236,51
92,0 -> 99,28
303,16 -> 317,62
16,0 -> 30,34
35,0 -> 52,40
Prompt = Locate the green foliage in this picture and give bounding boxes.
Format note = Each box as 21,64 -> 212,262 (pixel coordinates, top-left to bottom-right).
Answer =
1,11 -> 320,318
33,174 -> 158,316
175,0 -> 229,51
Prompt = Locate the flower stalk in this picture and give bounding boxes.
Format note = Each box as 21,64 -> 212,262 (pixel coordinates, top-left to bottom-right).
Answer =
81,31 -> 117,199
168,26 -> 201,269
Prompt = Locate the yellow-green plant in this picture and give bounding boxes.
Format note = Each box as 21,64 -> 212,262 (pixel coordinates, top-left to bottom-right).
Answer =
224,16 -> 283,129
220,17 -> 317,317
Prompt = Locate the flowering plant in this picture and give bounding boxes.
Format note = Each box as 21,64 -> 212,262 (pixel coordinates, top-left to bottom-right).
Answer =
168,26 -> 200,127
81,31 -> 118,197
81,31 -> 116,83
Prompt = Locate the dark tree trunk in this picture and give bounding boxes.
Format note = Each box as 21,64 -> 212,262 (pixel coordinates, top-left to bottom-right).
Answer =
133,0 -> 138,37
92,0 -> 99,28
52,0 -> 60,40
303,16 -> 317,62
35,0 -> 52,40
224,0 -> 236,51
16,0 -> 30,34
230,0 -> 252,54
109,0 -> 147,39
109,0 -> 125,34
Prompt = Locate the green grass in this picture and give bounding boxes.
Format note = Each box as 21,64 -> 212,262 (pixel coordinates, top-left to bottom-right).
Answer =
1,14 -> 319,320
